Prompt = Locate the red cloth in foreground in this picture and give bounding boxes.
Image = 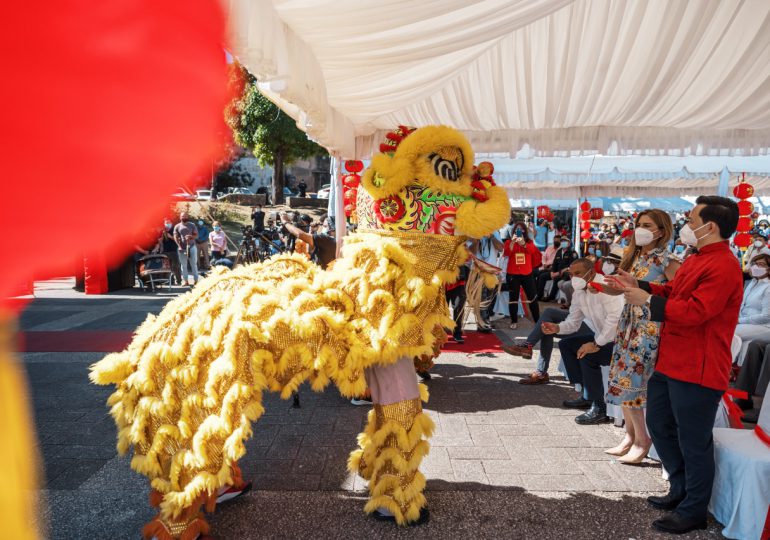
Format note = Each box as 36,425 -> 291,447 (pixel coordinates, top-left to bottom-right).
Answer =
442,331 -> 503,354
0,0 -> 228,312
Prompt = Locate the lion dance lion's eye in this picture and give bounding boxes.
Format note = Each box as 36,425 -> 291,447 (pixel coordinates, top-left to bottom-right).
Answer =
428,153 -> 459,181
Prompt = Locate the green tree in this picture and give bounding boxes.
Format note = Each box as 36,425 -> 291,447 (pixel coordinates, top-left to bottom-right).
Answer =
225,63 -> 327,204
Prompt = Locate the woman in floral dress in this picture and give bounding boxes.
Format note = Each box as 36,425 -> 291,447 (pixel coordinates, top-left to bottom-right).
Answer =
605,210 -> 681,464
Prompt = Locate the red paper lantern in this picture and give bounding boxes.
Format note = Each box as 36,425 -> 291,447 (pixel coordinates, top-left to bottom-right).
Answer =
580,200 -> 591,211
733,183 -> 755,199
589,208 -> 605,220
343,174 -> 360,188
581,221 -> 592,231
736,217 -> 753,233
537,205 -> 550,219
737,200 -> 754,215
733,233 -> 753,248
344,160 -> 364,173
580,211 -> 591,221
580,230 -> 591,240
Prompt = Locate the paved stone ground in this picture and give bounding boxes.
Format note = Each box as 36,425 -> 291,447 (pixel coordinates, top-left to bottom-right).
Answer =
19,280 -> 726,539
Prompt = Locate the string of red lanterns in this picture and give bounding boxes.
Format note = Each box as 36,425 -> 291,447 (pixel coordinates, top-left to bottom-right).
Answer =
733,172 -> 754,249
580,200 -> 592,244
342,160 -> 364,221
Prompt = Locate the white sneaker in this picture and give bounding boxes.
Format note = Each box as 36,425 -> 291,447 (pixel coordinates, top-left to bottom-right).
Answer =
350,397 -> 373,406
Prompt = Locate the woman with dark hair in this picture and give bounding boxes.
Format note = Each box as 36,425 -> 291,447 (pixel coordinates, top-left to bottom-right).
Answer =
503,221 -> 541,329
604,209 -> 681,464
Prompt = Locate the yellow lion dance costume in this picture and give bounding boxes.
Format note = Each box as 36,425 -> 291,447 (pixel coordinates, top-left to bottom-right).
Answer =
90,125 -> 510,539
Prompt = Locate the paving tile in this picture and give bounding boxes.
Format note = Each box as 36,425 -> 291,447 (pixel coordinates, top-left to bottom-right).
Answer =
481,460 -> 533,475
47,459 -> 109,490
515,435 -> 586,448
468,424 -> 502,446
447,446 -> 510,460
265,434 -> 303,459
452,460 -> 489,484
517,474 -> 596,492
494,424 -> 553,436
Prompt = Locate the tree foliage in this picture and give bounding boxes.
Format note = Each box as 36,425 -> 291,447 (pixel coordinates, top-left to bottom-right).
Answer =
224,63 -> 326,203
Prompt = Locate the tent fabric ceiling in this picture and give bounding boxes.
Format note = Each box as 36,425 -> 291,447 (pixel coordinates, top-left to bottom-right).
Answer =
228,0 -> 770,159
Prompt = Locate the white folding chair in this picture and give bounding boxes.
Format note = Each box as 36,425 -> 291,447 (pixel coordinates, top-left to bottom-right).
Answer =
715,335 -> 746,429
709,399 -> 770,540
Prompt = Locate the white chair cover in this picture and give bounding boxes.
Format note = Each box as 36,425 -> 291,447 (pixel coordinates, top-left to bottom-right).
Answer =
714,335 -> 747,428
709,399 -> 770,540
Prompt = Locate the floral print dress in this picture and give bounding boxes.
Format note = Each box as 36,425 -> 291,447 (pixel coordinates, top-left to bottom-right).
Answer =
606,248 -> 671,409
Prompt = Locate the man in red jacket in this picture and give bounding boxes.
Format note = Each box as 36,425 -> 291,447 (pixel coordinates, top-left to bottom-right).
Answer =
611,196 -> 742,534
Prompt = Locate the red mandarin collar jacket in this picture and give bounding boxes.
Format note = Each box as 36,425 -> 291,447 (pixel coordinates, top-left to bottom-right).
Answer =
643,241 -> 743,391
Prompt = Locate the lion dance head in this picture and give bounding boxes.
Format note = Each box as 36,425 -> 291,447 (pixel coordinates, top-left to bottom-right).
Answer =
357,125 -> 510,238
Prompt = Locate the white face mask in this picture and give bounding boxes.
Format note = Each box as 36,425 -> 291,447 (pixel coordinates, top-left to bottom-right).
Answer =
601,262 -> 616,275
679,222 -> 710,246
634,227 -> 656,246
750,265 -> 767,278
571,273 -> 589,291
754,240 -> 764,248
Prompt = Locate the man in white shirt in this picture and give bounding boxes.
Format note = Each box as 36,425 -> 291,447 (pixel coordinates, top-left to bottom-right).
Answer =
543,258 -> 624,424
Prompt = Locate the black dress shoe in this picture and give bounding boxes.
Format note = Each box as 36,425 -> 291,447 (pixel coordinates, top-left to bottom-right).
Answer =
647,492 -> 685,511
652,512 -> 707,534
575,404 -> 610,425
372,507 -> 430,526
562,397 -> 592,409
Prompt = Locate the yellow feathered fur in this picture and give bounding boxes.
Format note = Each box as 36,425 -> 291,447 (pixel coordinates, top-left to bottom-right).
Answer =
91,231 -> 463,520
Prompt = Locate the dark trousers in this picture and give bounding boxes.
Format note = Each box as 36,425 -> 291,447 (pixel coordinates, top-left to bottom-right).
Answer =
525,307 -> 592,373
545,275 -> 569,301
736,339 -> 770,398
163,250 -> 181,284
559,334 -> 614,402
481,286 -> 498,323
506,273 -> 540,323
646,372 -> 723,520
535,269 -> 553,299
446,285 -> 466,339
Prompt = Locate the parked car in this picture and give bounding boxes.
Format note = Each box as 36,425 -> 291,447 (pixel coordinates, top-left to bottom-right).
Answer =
196,189 -> 213,201
230,187 -> 254,195
283,186 -> 297,196
316,184 -> 331,199
171,187 -> 196,201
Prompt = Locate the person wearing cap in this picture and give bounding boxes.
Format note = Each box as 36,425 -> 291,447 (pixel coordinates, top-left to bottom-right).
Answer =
601,210 -> 680,465
741,233 -> 768,271
598,245 -> 624,276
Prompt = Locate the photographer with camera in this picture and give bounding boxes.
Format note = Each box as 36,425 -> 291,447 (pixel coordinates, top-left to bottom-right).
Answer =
280,212 -> 337,269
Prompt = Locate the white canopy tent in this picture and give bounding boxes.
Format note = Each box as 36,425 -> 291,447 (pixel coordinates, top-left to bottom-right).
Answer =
489,154 -> 770,198
228,0 -> 770,159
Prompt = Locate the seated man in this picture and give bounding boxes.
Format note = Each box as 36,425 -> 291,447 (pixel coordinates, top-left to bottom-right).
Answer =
535,234 -> 561,298
505,257 -> 623,388
542,238 -> 577,302
734,338 -> 770,423
550,258 -> 624,424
